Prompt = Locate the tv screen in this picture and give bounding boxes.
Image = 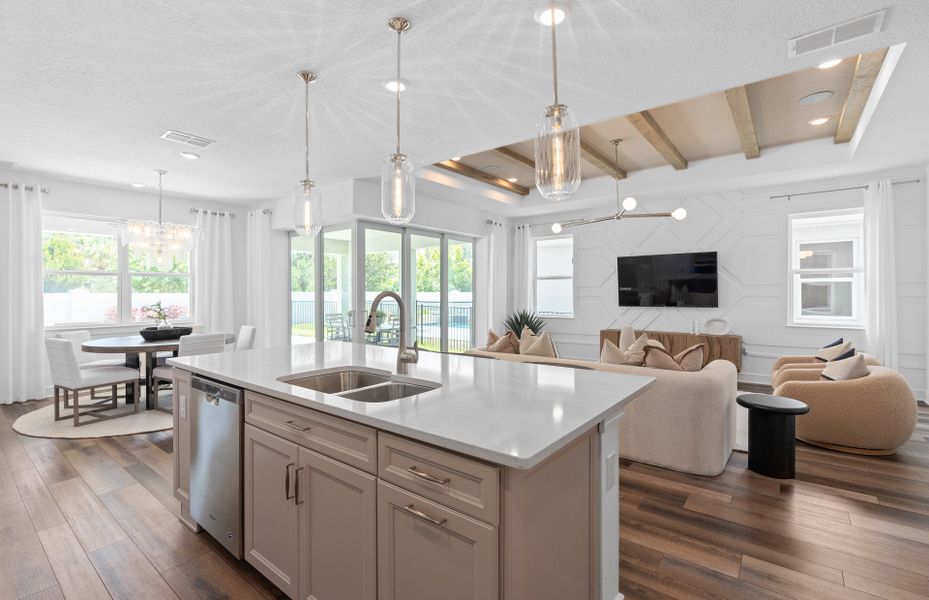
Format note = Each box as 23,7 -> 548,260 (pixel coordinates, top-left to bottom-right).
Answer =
617,252 -> 718,307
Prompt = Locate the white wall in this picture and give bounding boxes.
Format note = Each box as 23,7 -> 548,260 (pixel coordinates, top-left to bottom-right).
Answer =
514,170 -> 927,398
2,168 -> 251,339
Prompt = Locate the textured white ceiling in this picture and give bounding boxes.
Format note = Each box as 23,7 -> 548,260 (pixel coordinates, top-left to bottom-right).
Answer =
2,1 -> 928,206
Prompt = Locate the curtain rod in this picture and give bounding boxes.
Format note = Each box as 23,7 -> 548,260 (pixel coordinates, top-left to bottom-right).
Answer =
1,182 -> 50,193
190,208 -> 237,217
770,178 -> 921,200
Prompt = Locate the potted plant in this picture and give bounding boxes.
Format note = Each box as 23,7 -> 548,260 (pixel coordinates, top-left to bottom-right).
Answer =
503,310 -> 546,336
143,301 -> 173,330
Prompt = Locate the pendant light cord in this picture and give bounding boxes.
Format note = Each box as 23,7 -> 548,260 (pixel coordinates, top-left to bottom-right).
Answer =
551,0 -> 559,106
156,170 -> 165,227
614,142 -> 621,212
395,26 -> 402,156
304,78 -> 310,182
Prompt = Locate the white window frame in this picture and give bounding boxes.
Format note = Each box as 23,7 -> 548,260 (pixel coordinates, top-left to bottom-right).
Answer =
533,233 -> 575,319
42,212 -> 193,329
787,209 -> 865,329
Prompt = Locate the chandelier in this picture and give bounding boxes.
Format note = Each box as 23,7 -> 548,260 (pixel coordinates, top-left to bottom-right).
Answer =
551,140 -> 686,232
119,170 -> 198,267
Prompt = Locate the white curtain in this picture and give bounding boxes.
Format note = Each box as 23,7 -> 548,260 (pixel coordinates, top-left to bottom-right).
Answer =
511,224 -> 532,313
864,179 -> 898,369
245,210 -> 273,348
192,210 -> 235,335
1,184 -> 50,403
486,220 -> 508,332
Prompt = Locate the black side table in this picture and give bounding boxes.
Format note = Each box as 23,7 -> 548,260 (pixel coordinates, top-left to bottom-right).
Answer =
737,393 -> 809,479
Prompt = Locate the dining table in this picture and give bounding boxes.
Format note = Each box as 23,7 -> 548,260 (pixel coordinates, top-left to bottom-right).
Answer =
82,333 -> 234,410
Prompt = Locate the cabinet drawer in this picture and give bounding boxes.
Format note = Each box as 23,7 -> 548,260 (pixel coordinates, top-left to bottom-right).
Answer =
245,391 -> 377,474
378,433 -> 499,525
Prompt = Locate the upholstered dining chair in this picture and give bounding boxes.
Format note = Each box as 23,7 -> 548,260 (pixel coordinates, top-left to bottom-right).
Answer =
45,337 -> 140,426
151,333 -> 227,412
235,325 -> 257,351
57,330 -> 125,369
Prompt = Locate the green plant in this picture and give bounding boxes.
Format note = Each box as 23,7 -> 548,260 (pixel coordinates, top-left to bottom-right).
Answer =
503,310 -> 546,336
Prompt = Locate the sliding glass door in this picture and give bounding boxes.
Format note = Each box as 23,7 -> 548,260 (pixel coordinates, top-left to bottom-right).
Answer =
364,228 -> 402,346
410,234 -> 441,351
446,238 -> 473,353
323,229 -> 352,341
290,235 -> 316,344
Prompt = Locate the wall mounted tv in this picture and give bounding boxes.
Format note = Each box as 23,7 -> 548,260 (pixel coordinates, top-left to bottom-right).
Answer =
617,252 -> 718,307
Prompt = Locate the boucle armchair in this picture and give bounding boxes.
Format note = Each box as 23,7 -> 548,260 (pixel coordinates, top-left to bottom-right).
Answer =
772,354 -> 880,388
773,366 -> 917,455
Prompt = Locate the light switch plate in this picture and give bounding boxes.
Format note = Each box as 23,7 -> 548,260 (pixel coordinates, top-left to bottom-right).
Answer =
606,452 -> 617,488
179,395 -> 187,419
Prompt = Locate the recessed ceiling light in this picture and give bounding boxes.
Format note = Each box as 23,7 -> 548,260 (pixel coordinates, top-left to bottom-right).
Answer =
535,5 -> 566,26
130,182 -> 145,188
451,156 -> 462,161
808,116 -> 832,126
383,79 -> 406,92
179,151 -> 200,160
507,177 -> 519,183
798,90 -> 834,105
817,58 -> 842,69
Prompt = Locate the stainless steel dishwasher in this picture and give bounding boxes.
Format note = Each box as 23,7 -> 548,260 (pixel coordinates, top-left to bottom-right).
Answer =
189,375 -> 244,558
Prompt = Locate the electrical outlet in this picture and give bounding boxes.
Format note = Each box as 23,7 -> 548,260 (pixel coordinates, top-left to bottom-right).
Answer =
606,452 -> 617,488
179,396 -> 187,419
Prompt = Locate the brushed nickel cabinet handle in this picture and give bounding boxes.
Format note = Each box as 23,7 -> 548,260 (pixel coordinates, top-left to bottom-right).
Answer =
284,420 -> 311,432
285,463 -> 295,500
403,504 -> 447,527
407,466 -> 450,485
294,467 -> 305,505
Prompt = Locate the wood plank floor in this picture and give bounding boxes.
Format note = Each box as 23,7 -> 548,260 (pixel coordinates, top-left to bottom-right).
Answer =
1,397 -> 927,599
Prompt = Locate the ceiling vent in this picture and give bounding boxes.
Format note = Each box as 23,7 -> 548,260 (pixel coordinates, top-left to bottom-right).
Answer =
160,130 -> 215,148
788,9 -> 886,57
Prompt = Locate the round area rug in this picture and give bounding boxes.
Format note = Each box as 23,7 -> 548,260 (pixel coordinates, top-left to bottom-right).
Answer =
12,397 -> 172,439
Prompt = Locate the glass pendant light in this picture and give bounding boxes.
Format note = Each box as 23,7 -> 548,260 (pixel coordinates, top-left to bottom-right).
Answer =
293,71 -> 322,237
120,170 -> 197,269
381,17 -> 415,224
535,1 -> 580,201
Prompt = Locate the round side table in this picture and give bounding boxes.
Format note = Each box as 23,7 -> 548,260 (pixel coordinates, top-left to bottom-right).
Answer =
736,393 -> 809,479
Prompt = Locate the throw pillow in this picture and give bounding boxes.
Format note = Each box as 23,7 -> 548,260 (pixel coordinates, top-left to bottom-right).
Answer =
674,344 -> 706,372
644,338 -> 666,351
485,329 -> 500,348
600,335 -> 647,366
814,340 -> 852,362
823,337 -> 844,348
821,354 -> 871,381
618,326 -> 636,351
831,347 -> 856,362
487,331 -> 519,353
643,346 -> 683,371
522,332 -> 557,358
518,326 -> 537,354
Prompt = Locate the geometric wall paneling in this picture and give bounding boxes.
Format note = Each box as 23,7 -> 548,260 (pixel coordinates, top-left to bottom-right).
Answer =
723,235 -> 783,286
668,196 -> 725,245
605,218 -> 660,252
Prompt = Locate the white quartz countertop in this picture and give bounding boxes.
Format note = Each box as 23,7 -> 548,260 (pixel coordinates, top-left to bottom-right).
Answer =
169,342 -> 653,469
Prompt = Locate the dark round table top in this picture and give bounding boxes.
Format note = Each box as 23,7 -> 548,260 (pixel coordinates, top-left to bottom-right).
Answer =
82,333 -> 234,353
737,393 -> 809,415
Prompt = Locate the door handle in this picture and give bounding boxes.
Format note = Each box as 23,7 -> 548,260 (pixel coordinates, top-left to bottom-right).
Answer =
295,467 -> 305,505
403,504 -> 447,527
407,465 -> 450,485
285,463 -> 295,500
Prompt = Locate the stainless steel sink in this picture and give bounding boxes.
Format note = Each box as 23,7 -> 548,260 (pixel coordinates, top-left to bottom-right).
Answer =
339,381 -> 440,403
281,368 -> 391,394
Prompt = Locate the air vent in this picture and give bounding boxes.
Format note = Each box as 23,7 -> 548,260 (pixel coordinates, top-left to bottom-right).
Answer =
788,9 -> 886,57
160,130 -> 215,148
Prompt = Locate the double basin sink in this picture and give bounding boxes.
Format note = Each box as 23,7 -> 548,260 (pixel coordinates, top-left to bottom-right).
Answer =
278,367 -> 440,403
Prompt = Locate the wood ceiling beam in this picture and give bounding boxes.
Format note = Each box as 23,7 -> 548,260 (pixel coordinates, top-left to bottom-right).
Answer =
724,85 -> 760,159
626,110 -> 688,170
580,140 -> 627,179
493,146 -> 534,169
834,47 -> 888,144
433,160 -> 530,196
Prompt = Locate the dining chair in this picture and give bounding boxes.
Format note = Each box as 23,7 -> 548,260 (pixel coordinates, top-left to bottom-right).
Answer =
57,330 -> 126,369
151,333 -> 227,412
235,325 -> 257,351
326,314 -> 350,341
45,338 -> 140,426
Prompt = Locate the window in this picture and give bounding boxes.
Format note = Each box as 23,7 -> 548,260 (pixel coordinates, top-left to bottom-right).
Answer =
290,234 -> 316,343
446,239 -> 473,353
323,228 -> 352,341
364,228 -> 402,346
42,213 -> 192,327
534,235 -> 574,317
410,233 -> 442,351
788,209 -> 864,328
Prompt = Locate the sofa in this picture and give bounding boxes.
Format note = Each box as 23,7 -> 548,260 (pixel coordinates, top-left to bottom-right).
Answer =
773,365 -> 918,455
466,349 -> 739,476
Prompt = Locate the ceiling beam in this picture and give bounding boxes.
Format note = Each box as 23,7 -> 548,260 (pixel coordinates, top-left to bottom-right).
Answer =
493,146 -> 534,169
580,140 -> 627,179
626,110 -> 688,170
433,160 -> 530,196
724,85 -> 760,159
834,47 -> 888,144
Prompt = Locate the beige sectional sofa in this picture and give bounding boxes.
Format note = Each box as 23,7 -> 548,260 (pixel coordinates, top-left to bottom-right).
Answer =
466,349 -> 739,476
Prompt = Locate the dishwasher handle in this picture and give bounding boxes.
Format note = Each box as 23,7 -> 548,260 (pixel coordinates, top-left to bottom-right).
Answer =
192,376 -> 242,405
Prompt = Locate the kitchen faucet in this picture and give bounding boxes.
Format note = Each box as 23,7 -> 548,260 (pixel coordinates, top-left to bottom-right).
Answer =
364,291 -> 419,374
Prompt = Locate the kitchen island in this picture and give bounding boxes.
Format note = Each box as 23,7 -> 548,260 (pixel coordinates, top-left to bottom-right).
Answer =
169,341 -> 653,600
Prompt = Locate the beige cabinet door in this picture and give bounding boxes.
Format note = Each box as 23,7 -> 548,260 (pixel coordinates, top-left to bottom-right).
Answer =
244,424 -> 300,599
377,481 -> 498,600
297,448 -> 376,600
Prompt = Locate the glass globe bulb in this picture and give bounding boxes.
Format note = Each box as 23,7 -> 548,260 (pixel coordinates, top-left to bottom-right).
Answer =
293,180 -> 322,237
622,196 -> 637,211
672,207 -> 687,221
381,154 -> 415,224
535,104 -> 581,201
551,222 -> 562,234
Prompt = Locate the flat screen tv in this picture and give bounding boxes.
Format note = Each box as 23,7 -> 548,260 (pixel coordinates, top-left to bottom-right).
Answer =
617,252 -> 718,307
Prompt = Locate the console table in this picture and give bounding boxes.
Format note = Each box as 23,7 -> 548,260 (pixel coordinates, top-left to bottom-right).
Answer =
600,328 -> 743,371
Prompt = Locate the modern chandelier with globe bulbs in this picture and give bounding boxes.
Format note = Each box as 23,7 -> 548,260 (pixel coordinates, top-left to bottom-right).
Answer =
119,170 -> 198,268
